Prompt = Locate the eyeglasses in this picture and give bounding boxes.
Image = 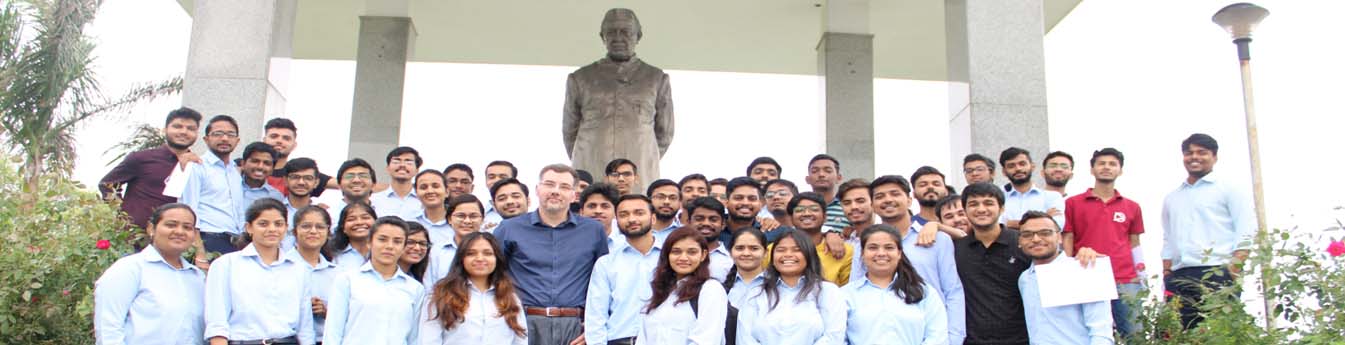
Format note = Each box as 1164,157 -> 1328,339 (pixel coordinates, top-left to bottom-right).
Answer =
406,240 -> 430,248
651,193 -> 679,201
342,172 -> 372,181
452,213 -> 483,221
607,171 -> 635,178
792,205 -> 823,213
287,174 -> 318,182
1019,230 -> 1056,240
963,166 -> 989,174
764,191 -> 791,198
1045,163 -> 1072,169
445,178 -> 473,186
389,158 -> 418,166
207,131 -> 238,138
710,193 -> 727,200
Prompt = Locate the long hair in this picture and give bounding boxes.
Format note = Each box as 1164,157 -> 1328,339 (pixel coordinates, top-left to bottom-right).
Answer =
723,227 -> 767,291
404,222 -> 431,282
329,201 -> 376,253
291,205 -> 334,261
860,224 -> 926,304
760,230 -> 824,311
645,227 -> 712,313
429,232 -> 525,337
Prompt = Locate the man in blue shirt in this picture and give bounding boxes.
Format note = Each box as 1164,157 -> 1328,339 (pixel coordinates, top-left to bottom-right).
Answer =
1161,133 -> 1255,329
585,194 -> 661,345
494,164 -> 608,345
1018,210 -> 1114,345
998,147 -> 1066,228
911,166 -> 951,226
238,142 -> 284,217
180,115 -> 244,254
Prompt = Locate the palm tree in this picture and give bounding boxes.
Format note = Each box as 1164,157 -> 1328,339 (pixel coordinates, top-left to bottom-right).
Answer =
103,122 -> 164,167
0,0 -> 181,194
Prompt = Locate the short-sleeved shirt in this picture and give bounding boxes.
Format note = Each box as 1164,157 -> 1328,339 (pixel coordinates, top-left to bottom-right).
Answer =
494,211 -> 609,308
954,227 -> 1030,345
1064,189 -> 1145,283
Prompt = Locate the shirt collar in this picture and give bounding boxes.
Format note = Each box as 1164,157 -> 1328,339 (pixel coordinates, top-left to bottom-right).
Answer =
964,227 -> 1018,248
415,210 -> 448,226
283,247 -> 336,269
1006,185 -> 1043,197
358,261 -> 414,282
239,244 -> 297,265
711,243 -> 731,256
201,152 -> 232,168
528,210 -> 576,228
1182,171 -> 1220,187
140,246 -> 202,272
381,187 -> 416,199
1082,188 -> 1127,201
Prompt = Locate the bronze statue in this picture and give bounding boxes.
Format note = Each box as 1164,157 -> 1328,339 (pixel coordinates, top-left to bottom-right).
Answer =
563,8 -> 673,193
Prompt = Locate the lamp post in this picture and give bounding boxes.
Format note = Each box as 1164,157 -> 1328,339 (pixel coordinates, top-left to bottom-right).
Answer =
1212,1 -> 1270,330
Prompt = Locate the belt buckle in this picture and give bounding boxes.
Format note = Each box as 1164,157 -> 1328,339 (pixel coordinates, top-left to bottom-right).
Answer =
545,307 -> 560,317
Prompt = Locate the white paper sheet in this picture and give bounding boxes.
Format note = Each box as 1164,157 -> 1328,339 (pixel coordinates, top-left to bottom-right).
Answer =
1035,256 -> 1119,308
161,163 -> 193,198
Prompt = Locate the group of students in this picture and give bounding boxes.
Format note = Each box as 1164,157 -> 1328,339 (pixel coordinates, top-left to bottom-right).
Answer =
93,107 -> 1254,345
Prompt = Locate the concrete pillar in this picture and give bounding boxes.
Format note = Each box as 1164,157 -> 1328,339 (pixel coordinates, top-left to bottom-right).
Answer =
182,0 -> 296,158
819,0 -> 875,180
945,0 -> 1050,186
347,16 -> 415,184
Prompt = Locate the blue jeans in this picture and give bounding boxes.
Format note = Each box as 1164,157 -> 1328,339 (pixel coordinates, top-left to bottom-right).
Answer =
1111,282 -> 1143,338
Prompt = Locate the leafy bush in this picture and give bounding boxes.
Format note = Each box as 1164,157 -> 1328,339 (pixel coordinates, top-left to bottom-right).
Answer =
0,156 -> 138,344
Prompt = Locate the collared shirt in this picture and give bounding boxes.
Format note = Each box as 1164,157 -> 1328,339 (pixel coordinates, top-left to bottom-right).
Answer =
95,246 -> 205,345
270,164 -> 333,197
1000,185 -> 1066,227
334,245 -> 367,274
99,146 -> 179,228
585,239 -> 662,344
483,206 -> 503,233
736,277 -> 846,345
283,249 -> 339,342
1019,256 -> 1115,345
323,262 -> 425,345
635,279 -> 729,345
240,180 -> 284,216
411,210 -> 455,248
204,244 -> 315,343
181,154 -> 244,234
1161,173 -> 1256,270
954,227 -> 1030,344
280,197 -> 334,251
650,221 -> 681,248
1065,189 -> 1145,283
423,240 -> 460,290
912,214 -> 930,226
370,187 -> 421,221
727,273 -> 766,308
842,275 -> 948,345
418,281 -> 528,345
850,225 -> 967,344
606,228 -> 627,253
708,244 -> 735,282
495,211 -> 609,308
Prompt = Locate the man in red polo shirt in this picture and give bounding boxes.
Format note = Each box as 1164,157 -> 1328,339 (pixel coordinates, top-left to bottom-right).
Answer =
1062,147 -> 1145,339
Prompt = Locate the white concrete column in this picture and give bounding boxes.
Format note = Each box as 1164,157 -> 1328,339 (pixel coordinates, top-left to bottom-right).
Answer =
819,0 -> 875,180
347,16 -> 415,183
182,0 -> 296,157
945,0 -> 1050,186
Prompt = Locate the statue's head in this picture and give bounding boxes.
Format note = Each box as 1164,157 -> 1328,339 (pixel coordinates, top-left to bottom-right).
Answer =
600,8 -> 642,62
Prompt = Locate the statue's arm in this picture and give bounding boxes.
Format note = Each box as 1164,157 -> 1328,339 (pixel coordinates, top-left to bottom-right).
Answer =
654,73 -> 674,156
563,73 -> 582,157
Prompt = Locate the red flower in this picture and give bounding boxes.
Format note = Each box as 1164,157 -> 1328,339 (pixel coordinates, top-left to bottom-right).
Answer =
61,290 -> 70,297
1328,240 -> 1345,257
1164,290 -> 1176,298
95,239 -> 111,250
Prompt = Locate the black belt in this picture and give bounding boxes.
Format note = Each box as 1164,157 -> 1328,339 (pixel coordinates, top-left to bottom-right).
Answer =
608,337 -> 637,345
228,336 -> 298,345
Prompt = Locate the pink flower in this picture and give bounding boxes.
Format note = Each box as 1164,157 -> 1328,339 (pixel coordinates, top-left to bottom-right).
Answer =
95,239 -> 111,250
1327,240 -> 1345,257
61,290 -> 70,297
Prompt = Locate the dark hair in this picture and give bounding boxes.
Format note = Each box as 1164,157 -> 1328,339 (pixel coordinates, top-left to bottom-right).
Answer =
869,175 -> 911,196
148,203 -> 197,228
835,178 -> 870,201
963,154 -> 996,172
337,158 -> 376,184
860,224 -> 926,304
239,198 -> 286,246
486,161 -> 518,180
1182,133 -> 1219,155
960,183 -> 1005,209
430,232 -> 526,336
687,196 -> 726,218
1044,151 -> 1074,167
165,107 -> 202,127
291,205 -> 334,260
709,178 -> 728,188
910,166 -> 945,185
645,178 -> 679,196
263,117 -> 296,134
576,170 -> 594,184
489,178 -> 530,200
241,141 -> 278,162
206,114 -> 239,133
330,202 -> 377,252
404,221 -> 430,282
617,194 -> 655,214
723,227 -> 768,291
370,217 -> 411,255
580,182 -> 620,206
605,158 -> 637,175
645,227 -> 712,313
764,179 -> 799,195
283,157 -> 319,175
726,176 -> 763,197
787,192 -> 827,216
415,169 -> 446,189
443,163 -> 474,180
746,157 -> 782,176
934,195 -> 962,221
679,174 -> 709,189
1018,210 -> 1060,230
387,146 -> 423,168
761,230 -> 825,310
808,154 -> 841,171
1089,148 -> 1125,167
446,194 -> 485,217
999,147 -> 1031,168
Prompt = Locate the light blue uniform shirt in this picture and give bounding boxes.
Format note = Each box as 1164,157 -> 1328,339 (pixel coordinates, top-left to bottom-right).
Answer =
411,210 -> 455,248
283,248 -> 340,342
418,281 -> 528,345
651,221 -> 681,248
324,262 -> 425,345
334,245 -> 367,274
95,246 -> 205,345
1161,173 -> 1256,270
850,225 -> 966,344
585,240 -> 663,344
1000,185 -> 1066,227
842,275 -> 948,345
708,244 -> 734,282
1019,255 -> 1114,345
727,273 -> 766,308
240,181 -> 284,217
736,277 -> 846,345
370,188 -> 421,221
204,244 -> 315,344
181,154 -> 244,234
635,280 -> 729,345
422,240 -> 459,290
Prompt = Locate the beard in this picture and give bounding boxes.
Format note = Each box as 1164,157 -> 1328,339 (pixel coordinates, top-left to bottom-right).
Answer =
1045,178 -> 1069,188
1009,173 -> 1032,186
917,198 -> 938,208
621,224 -> 652,238
166,139 -> 192,151
1027,248 -> 1059,261
729,212 -> 755,223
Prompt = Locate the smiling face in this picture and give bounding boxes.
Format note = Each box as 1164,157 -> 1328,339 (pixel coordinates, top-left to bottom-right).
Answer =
416,173 -> 447,209
339,167 -> 373,201
839,187 -> 873,225
444,169 -> 474,199
1018,217 -> 1060,261
163,118 -> 199,151
1043,156 -> 1073,188
204,120 -> 239,157
963,160 -> 994,185
1002,154 -> 1034,186
369,224 -> 407,267
293,211 -> 330,252
149,208 -> 198,256
938,200 -> 971,233
286,168 -> 317,198
681,180 -> 708,210
387,152 -> 418,182
649,185 -> 681,221
616,199 -> 653,237
484,165 -> 513,191
1182,144 -> 1217,179
861,231 -> 901,277
537,170 -> 577,213
668,237 -> 707,277
263,128 -> 295,158
462,237 -> 497,280
1091,155 -> 1123,184
400,231 -> 428,266
342,207 -> 375,241
731,232 -> 766,273
870,183 -> 910,223
581,195 -> 615,228
492,183 -> 529,218
964,195 -> 1002,230
241,151 -> 274,186
450,202 -> 484,236
246,209 -> 287,250
726,185 -> 762,222
791,199 -> 824,232
749,164 -> 779,185
772,236 -> 806,278
765,184 -> 794,214
689,207 -> 724,239
913,175 -> 947,208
